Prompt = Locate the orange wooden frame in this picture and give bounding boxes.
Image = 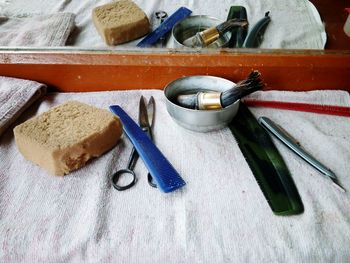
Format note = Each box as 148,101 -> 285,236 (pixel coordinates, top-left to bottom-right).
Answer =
1,0 -> 350,92
1,49 -> 350,92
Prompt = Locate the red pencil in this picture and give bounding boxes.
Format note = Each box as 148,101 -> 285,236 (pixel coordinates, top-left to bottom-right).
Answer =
243,99 -> 350,117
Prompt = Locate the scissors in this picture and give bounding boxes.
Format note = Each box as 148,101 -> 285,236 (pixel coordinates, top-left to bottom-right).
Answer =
154,10 -> 168,47
111,96 -> 157,191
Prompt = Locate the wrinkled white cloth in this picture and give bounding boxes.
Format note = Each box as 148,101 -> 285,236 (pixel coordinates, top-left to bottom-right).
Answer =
0,89 -> 349,262
0,76 -> 46,136
0,13 -> 75,46
0,0 -> 326,49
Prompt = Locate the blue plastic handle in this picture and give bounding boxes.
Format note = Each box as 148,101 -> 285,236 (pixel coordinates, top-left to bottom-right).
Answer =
109,105 -> 186,193
137,6 -> 192,47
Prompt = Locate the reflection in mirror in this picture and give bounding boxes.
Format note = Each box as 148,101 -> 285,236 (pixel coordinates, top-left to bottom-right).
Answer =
0,0 -> 349,51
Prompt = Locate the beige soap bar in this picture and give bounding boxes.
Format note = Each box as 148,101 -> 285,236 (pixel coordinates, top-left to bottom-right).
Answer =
92,0 -> 150,45
14,101 -> 123,176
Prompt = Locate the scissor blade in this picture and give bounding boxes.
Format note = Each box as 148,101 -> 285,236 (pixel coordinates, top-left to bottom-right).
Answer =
147,96 -> 155,128
139,96 -> 150,128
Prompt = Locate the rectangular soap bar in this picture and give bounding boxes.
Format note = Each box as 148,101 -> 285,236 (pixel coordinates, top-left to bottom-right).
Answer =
92,0 -> 150,45
14,101 -> 123,176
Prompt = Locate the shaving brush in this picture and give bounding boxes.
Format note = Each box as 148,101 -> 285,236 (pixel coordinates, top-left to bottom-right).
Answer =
176,71 -> 265,110
183,18 -> 248,48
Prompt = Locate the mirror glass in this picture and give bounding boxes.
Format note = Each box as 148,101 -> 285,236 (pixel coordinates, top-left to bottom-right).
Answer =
0,0 -> 349,53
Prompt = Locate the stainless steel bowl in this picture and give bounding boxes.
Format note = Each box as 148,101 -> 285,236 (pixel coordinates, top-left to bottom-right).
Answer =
164,76 -> 240,132
172,15 -> 231,48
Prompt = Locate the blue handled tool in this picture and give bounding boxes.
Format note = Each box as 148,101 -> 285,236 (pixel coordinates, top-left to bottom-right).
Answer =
109,105 -> 186,193
110,96 -> 157,191
137,6 -> 192,47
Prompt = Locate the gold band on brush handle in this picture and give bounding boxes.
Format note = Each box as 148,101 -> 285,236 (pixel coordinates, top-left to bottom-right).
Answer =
199,28 -> 220,46
197,92 -> 222,110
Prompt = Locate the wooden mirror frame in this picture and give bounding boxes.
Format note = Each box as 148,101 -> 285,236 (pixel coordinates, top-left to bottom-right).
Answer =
1,0 -> 349,92
1,48 -> 349,92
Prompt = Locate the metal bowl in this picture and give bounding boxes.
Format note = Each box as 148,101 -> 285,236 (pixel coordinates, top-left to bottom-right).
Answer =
172,15 -> 231,48
164,76 -> 240,132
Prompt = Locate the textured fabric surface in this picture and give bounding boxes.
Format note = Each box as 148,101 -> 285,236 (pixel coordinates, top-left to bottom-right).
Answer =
0,76 -> 46,136
0,12 -> 75,46
0,89 -> 349,262
0,0 -> 326,49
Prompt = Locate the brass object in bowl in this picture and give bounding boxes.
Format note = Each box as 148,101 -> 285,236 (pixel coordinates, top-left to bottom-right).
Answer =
164,75 -> 240,132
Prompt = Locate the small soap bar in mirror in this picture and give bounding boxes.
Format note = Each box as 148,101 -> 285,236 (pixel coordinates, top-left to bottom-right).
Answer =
92,0 -> 150,45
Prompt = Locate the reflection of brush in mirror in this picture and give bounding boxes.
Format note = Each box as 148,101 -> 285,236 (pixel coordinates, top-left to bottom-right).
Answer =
176,71 -> 265,110
182,18 -> 248,47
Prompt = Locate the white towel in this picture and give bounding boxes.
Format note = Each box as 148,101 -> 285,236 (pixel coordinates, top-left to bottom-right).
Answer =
0,13 -> 75,46
0,0 -> 326,49
0,76 -> 46,136
0,89 -> 349,262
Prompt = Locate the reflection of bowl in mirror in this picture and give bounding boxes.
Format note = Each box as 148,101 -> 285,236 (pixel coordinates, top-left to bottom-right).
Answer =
172,15 -> 231,48
164,75 -> 240,132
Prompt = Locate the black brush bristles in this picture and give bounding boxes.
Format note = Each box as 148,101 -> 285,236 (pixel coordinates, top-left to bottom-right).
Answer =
175,70 -> 265,110
216,18 -> 248,36
220,70 -> 265,107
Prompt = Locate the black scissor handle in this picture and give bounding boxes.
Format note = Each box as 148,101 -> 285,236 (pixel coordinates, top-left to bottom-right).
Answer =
111,169 -> 136,191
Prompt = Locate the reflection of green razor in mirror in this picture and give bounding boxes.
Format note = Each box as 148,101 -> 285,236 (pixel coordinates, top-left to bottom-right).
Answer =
226,6 -> 248,48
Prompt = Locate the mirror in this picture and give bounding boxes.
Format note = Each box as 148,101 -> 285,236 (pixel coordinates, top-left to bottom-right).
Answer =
0,0 -> 349,53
